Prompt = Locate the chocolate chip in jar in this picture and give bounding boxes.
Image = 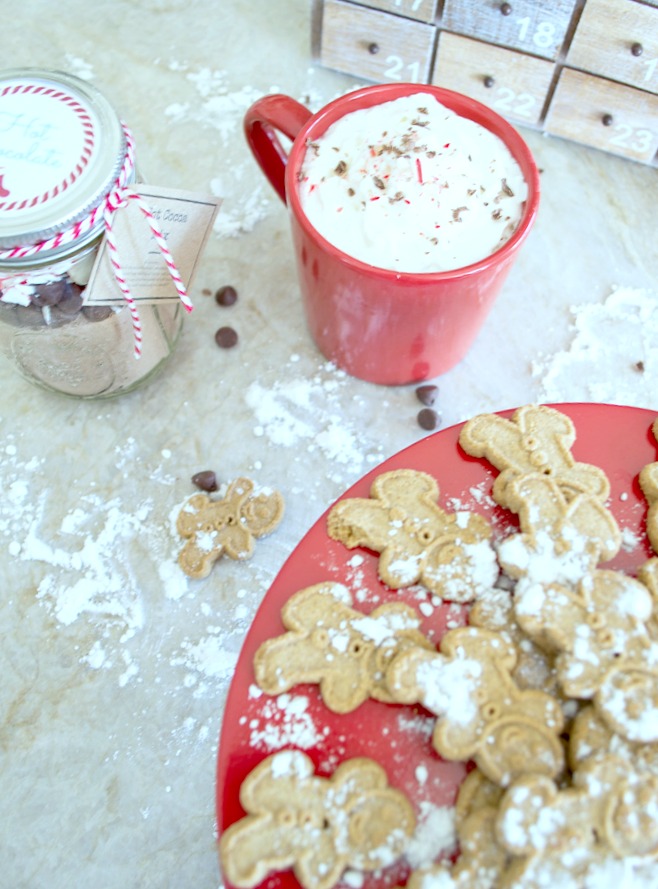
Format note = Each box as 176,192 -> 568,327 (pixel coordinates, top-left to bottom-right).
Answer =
31,281 -> 68,308
0,302 -> 45,330
53,283 -> 84,317
81,305 -> 115,323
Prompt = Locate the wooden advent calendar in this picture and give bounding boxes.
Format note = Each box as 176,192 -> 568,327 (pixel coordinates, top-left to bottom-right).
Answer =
312,0 -> 658,165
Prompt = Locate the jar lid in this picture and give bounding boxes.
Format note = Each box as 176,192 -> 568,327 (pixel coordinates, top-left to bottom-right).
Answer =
0,68 -> 127,250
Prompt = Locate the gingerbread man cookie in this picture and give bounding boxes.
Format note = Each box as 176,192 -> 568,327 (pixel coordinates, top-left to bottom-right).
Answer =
254,582 -> 433,713
569,704 -> 658,777
639,417 -> 658,554
469,585 -> 557,694
637,557 -> 658,641
176,477 -> 284,578
455,767 -> 504,826
459,404 -> 610,510
405,770 -> 508,888
406,804 -> 508,889
513,567 -> 658,743
327,469 -> 497,602
386,626 -> 565,786
638,435 -> 658,639
219,750 -> 415,889
495,754 -> 658,887
497,473 -> 621,586
451,769 -> 509,886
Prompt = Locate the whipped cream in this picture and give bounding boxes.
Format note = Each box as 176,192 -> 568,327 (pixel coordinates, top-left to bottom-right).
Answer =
297,94 -> 528,273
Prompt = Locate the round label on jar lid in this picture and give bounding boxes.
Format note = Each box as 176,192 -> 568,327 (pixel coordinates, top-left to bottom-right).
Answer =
0,68 -> 126,250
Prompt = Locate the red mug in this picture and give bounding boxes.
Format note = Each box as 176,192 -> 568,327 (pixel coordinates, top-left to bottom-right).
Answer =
244,83 -> 540,385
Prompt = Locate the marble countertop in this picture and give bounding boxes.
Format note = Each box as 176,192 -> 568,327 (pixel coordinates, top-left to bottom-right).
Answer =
2,2 -> 657,887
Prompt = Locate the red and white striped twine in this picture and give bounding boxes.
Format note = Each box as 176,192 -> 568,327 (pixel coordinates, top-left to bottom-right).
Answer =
0,123 -> 193,358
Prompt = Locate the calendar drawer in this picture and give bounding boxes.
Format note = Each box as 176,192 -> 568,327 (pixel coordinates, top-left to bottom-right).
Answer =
566,0 -> 658,95
320,0 -> 436,83
432,31 -> 554,126
352,0 -> 438,23
441,0 -> 578,61
544,68 -> 658,163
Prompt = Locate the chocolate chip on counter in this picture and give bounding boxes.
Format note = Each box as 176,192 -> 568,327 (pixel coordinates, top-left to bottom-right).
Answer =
215,326 -> 238,348
415,384 -> 439,406
417,408 -> 441,431
215,285 -> 238,307
192,470 -> 218,492
634,360 -> 646,372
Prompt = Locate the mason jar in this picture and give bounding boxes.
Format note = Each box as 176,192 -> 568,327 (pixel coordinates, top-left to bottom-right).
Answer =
0,68 -> 184,398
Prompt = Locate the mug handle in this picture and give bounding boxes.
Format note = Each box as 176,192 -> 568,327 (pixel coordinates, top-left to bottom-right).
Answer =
244,94 -> 313,205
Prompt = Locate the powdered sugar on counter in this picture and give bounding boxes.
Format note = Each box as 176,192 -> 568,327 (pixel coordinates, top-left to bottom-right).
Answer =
0,431 -> 265,712
12,484 -> 177,643
32,495 -> 151,632
166,66 -> 262,139
533,287 -> 658,406
244,360 -> 386,483
160,62 -> 352,239
162,65 -> 272,238
171,633 -> 240,695
63,53 -> 95,80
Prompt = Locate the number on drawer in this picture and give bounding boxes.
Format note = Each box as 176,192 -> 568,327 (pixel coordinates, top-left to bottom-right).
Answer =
441,0 -> 577,60
516,17 -> 557,50
384,55 -> 422,81
607,124 -> 654,154
492,87 -> 537,119
643,58 -> 658,85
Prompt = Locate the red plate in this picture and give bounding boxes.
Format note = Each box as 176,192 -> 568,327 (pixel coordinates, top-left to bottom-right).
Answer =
216,403 -> 658,887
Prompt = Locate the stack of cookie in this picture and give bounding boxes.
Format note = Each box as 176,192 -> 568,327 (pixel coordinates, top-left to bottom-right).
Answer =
219,405 -> 658,889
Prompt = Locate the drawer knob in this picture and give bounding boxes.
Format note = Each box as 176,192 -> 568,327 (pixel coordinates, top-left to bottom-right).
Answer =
631,42 -> 644,57
500,2 -> 512,15
367,42 -> 380,55
602,113 -> 614,127
483,75 -> 496,88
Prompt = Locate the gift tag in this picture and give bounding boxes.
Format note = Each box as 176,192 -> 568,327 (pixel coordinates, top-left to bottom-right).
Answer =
84,185 -> 221,306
